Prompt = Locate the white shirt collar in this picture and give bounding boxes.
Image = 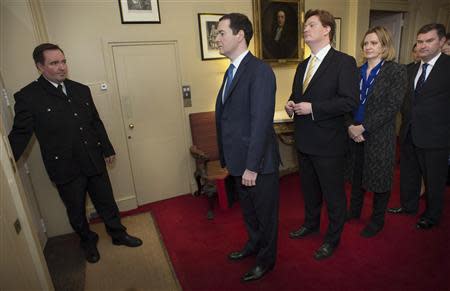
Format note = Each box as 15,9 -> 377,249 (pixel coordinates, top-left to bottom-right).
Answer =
231,50 -> 249,70
312,44 -> 332,61
421,52 -> 441,67
43,75 -> 64,88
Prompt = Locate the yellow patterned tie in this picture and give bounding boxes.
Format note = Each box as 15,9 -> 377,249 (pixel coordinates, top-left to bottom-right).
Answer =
303,56 -> 317,93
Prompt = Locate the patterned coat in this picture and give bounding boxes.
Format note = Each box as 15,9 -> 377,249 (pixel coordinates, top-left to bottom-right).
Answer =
346,61 -> 407,193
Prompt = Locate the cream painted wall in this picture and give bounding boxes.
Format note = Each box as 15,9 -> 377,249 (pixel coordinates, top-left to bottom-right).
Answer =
1,0 -> 447,236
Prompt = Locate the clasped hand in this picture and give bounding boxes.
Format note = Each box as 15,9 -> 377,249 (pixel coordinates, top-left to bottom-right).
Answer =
285,101 -> 312,116
348,125 -> 365,143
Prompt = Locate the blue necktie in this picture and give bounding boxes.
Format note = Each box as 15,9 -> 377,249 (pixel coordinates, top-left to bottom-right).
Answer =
222,64 -> 235,103
415,63 -> 428,93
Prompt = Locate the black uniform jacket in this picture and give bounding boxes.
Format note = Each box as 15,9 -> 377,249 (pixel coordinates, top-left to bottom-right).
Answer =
9,75 -> 115,184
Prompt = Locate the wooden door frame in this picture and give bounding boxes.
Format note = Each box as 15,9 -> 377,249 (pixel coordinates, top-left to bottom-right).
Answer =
0,107 -> 53,290
101,39 -> 193,206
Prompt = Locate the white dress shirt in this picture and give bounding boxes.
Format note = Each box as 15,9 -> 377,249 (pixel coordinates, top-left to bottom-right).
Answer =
414,52 -> 441,89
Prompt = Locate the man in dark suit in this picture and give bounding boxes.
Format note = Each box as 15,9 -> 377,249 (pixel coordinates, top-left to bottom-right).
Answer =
285,9 -> 359,260
388,24 -> 450,229
215,13 -> 280,282
8,43 -> 142,263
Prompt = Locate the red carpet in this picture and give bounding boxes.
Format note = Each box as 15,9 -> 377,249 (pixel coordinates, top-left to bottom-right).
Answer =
148,170 -> 450,291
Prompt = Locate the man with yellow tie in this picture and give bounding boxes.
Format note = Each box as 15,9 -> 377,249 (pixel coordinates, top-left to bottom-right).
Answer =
285,9 -> 359,260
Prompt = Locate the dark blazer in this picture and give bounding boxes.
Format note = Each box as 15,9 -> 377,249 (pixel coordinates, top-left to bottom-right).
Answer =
346,61 -> 407,193
215,52 -> 280,176
400,53 -> 450,148
8,75 -> 115,184
289,47 -> 359,156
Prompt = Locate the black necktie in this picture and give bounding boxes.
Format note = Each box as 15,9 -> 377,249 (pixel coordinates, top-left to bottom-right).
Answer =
57,84 -> 66,95
222,64 -> 235,103
415,63 -> 428,93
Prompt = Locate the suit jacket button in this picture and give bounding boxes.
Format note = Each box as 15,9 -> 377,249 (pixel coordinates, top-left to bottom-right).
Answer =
47,108 -> 51,112
74,113 -> 78,117
84,141 -> 88,144
54,156 -> 59,160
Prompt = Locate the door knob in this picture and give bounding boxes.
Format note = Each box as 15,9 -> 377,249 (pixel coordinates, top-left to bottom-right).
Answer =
129,123 -> 134,129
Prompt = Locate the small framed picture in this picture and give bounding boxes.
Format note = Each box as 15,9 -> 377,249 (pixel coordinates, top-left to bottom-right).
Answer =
198,13 -> 226,60
118,0 -> 161,24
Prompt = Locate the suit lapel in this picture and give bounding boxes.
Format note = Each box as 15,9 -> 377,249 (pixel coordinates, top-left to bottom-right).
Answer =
216,73 -> 227,113
297,57 -> 309,95
419,54 -> 445,93
303,48 -> 335,95
223,52 -> 252,105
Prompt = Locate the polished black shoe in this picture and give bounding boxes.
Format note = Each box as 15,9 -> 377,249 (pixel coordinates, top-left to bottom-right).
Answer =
346,211 -> 360,222
228,250 -> 254,261
80,233 -> 100,263
289,226 -> 318,239
387,207 -> 416,215
241,264 -> 274,282
83,244 -> 100,263
416,218 -> 435,230
360,222 -> 383,238
313,243 -> 335,260
112,233 -> 143,247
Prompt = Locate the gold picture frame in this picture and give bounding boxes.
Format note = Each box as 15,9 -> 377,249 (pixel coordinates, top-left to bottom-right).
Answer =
253,0 -> 305,64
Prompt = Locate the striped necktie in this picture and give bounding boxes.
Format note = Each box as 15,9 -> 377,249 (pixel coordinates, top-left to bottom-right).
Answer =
415,63 -> 428,94
303,56 -> 317,93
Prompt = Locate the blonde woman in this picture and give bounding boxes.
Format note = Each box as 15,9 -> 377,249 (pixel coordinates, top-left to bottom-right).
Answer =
346,26 -> 407,237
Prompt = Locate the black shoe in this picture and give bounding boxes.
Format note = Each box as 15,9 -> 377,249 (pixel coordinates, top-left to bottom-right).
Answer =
81,234 -> 100,263
241,264 -> 274,282
313,243 -> 335,260
387,207 -> 416,215
289,226 -> 318,239
228,249 -> 254,261
416,218 -> 436,230
346,211 -> 360,222
360,222 -> 383,238
112,233 -> 143,247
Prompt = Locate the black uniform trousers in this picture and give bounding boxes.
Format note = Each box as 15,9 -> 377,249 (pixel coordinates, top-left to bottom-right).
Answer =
400,131 -> 448,223
298,151 -> 346,246
232,171 -> 279,268
56,170 -> 126,243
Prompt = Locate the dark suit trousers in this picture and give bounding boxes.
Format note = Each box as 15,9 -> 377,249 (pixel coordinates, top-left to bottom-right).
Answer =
400,131 -> 448,223
233,171 -> 279,268
298,152 -> 346,246
56,171 -> 126,243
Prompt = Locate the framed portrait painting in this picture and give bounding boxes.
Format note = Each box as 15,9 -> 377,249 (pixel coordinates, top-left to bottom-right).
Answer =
198,13 -> 226,60
253,0 -> 305,64
118,0 -> 161,24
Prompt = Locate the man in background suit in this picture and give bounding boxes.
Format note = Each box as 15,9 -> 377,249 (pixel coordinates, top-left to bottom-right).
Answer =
285,9 -> 359,260
8,43 -> 142,263
388,24 -> 450,229
442,33 -> 450,186
407,43 -> 421,69
215,13 -> 280,282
